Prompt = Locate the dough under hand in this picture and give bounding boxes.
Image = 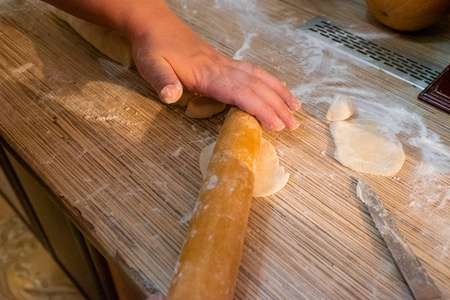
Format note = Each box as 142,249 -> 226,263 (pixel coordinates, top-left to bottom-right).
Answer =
330,120 -> 405,176
176,90 -> 197,107
326,94 -> 355,121
200,138 -> 290,197
185,96 -> 227,119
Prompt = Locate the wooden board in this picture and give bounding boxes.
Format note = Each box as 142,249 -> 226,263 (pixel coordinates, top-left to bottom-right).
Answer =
0,0 -> 449,299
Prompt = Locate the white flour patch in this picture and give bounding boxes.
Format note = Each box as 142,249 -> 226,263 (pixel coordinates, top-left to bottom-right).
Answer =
213,0 -> 257,12
354,32 -> 396,40
153,181 -> 168,190
172,147 -> 183,157
234,32 -> 258,60
11,63 -> 34,75
408,163 -> 449,209
135,46 -> 150,62
407,162 -> 449,257
409,136 -> 450,174
296,39 -> 328,76
178,213 -> 192,225
206,175 -> 218,190
289,38 -> 350,106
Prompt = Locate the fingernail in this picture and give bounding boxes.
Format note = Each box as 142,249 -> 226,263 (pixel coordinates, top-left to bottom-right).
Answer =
281,81 -> 287,87
291,96 -> 302,110
160,84 -> 182,104
290,116 -> 300,130
273,117 -> 285,131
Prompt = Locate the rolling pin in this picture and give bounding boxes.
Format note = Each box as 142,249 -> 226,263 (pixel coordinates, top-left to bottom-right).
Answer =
167,107 -> 261,299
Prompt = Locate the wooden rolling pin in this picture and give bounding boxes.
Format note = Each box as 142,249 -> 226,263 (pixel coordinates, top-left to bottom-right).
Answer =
167,107 -> 261,299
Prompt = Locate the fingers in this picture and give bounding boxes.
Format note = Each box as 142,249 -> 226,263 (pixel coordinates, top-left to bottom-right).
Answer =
232,60 -> 301,111
205,77 -> 285,131
226,87 -> 286,131
133,43 -> 300,130
134,49 -> 183,104
229,69 -> 300,130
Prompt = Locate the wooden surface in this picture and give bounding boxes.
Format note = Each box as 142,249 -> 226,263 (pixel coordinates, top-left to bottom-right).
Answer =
1,0 -> 449,299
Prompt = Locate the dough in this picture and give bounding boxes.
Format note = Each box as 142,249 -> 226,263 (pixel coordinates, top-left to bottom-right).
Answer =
176,90 -> 197,107
54,9 -> 133,67
185,96 -> 227,119
200,138 -> 290,197
330,120 -> 405,176
177,91 -> 227,118
326,95 -> 355,121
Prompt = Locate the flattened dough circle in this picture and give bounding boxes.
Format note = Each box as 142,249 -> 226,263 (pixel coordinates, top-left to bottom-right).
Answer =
330,120 -> 405,176
200,139 -> 290,197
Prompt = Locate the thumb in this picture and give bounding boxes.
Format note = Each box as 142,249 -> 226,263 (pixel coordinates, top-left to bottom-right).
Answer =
135,53 -> 183,104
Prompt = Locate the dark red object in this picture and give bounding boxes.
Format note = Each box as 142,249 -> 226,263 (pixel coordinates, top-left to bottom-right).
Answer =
419,65 -> 450,114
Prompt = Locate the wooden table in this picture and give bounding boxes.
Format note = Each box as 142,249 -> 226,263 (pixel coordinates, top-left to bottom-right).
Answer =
1,0 -> 449,298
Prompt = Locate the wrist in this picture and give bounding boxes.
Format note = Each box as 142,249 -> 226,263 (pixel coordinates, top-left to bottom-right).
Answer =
117,0 -> 175,41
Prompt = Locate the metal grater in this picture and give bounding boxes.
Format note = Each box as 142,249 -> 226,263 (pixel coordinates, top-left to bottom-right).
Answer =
300,17 -> 443,89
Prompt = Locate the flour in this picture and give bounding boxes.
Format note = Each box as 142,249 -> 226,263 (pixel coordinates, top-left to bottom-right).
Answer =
172,147 -> 183,157
153,181 -> 168,191
409,163 -> 449,209
233,33 -> 258,60
297,40 -> 327,76
206,175 -> 218,190
213,0 -> 257,12
178,213 -> 192,225
409,135 -> 450,174
353,32 -> 396,40
11,63 -> 34,75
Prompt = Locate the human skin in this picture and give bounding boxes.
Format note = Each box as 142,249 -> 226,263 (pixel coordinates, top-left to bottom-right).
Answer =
43,0 -> 301,130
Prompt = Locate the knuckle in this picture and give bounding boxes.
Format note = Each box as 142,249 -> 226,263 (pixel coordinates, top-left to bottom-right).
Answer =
247,75 -> 264,89
251,64 -> 266,77
279,88 -> 293,100
189,64 -> 217,91
233,85 -> 253,101
209,51 -> 226,63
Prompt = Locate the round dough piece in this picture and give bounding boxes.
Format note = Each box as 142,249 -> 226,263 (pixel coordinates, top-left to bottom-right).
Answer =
200,138 -> 290,197
185,96 -> 227,119
176,90 -> 197,107
326,94 -> 355,121
330,120 -> 405,176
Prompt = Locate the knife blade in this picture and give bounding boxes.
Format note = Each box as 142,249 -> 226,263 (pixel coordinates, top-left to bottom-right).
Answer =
356,180 -> 442,300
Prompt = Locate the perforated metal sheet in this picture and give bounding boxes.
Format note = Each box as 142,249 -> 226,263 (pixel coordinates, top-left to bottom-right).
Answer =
300,17 -> 443,89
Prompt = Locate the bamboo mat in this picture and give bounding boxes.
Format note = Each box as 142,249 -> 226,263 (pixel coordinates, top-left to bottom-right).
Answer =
0,0 -> 449,299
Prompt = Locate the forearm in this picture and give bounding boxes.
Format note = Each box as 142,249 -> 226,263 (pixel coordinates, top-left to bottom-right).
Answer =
42,0 -> 173,39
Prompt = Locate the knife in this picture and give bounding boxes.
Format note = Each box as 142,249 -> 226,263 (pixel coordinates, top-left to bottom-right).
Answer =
356,180 -> 442,300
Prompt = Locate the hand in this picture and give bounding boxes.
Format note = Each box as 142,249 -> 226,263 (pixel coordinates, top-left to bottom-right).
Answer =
128,5 -> 301,130
44,0 -> 301,130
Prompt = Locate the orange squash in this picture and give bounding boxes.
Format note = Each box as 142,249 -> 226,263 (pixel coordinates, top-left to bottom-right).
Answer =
365,0 -> 450,31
